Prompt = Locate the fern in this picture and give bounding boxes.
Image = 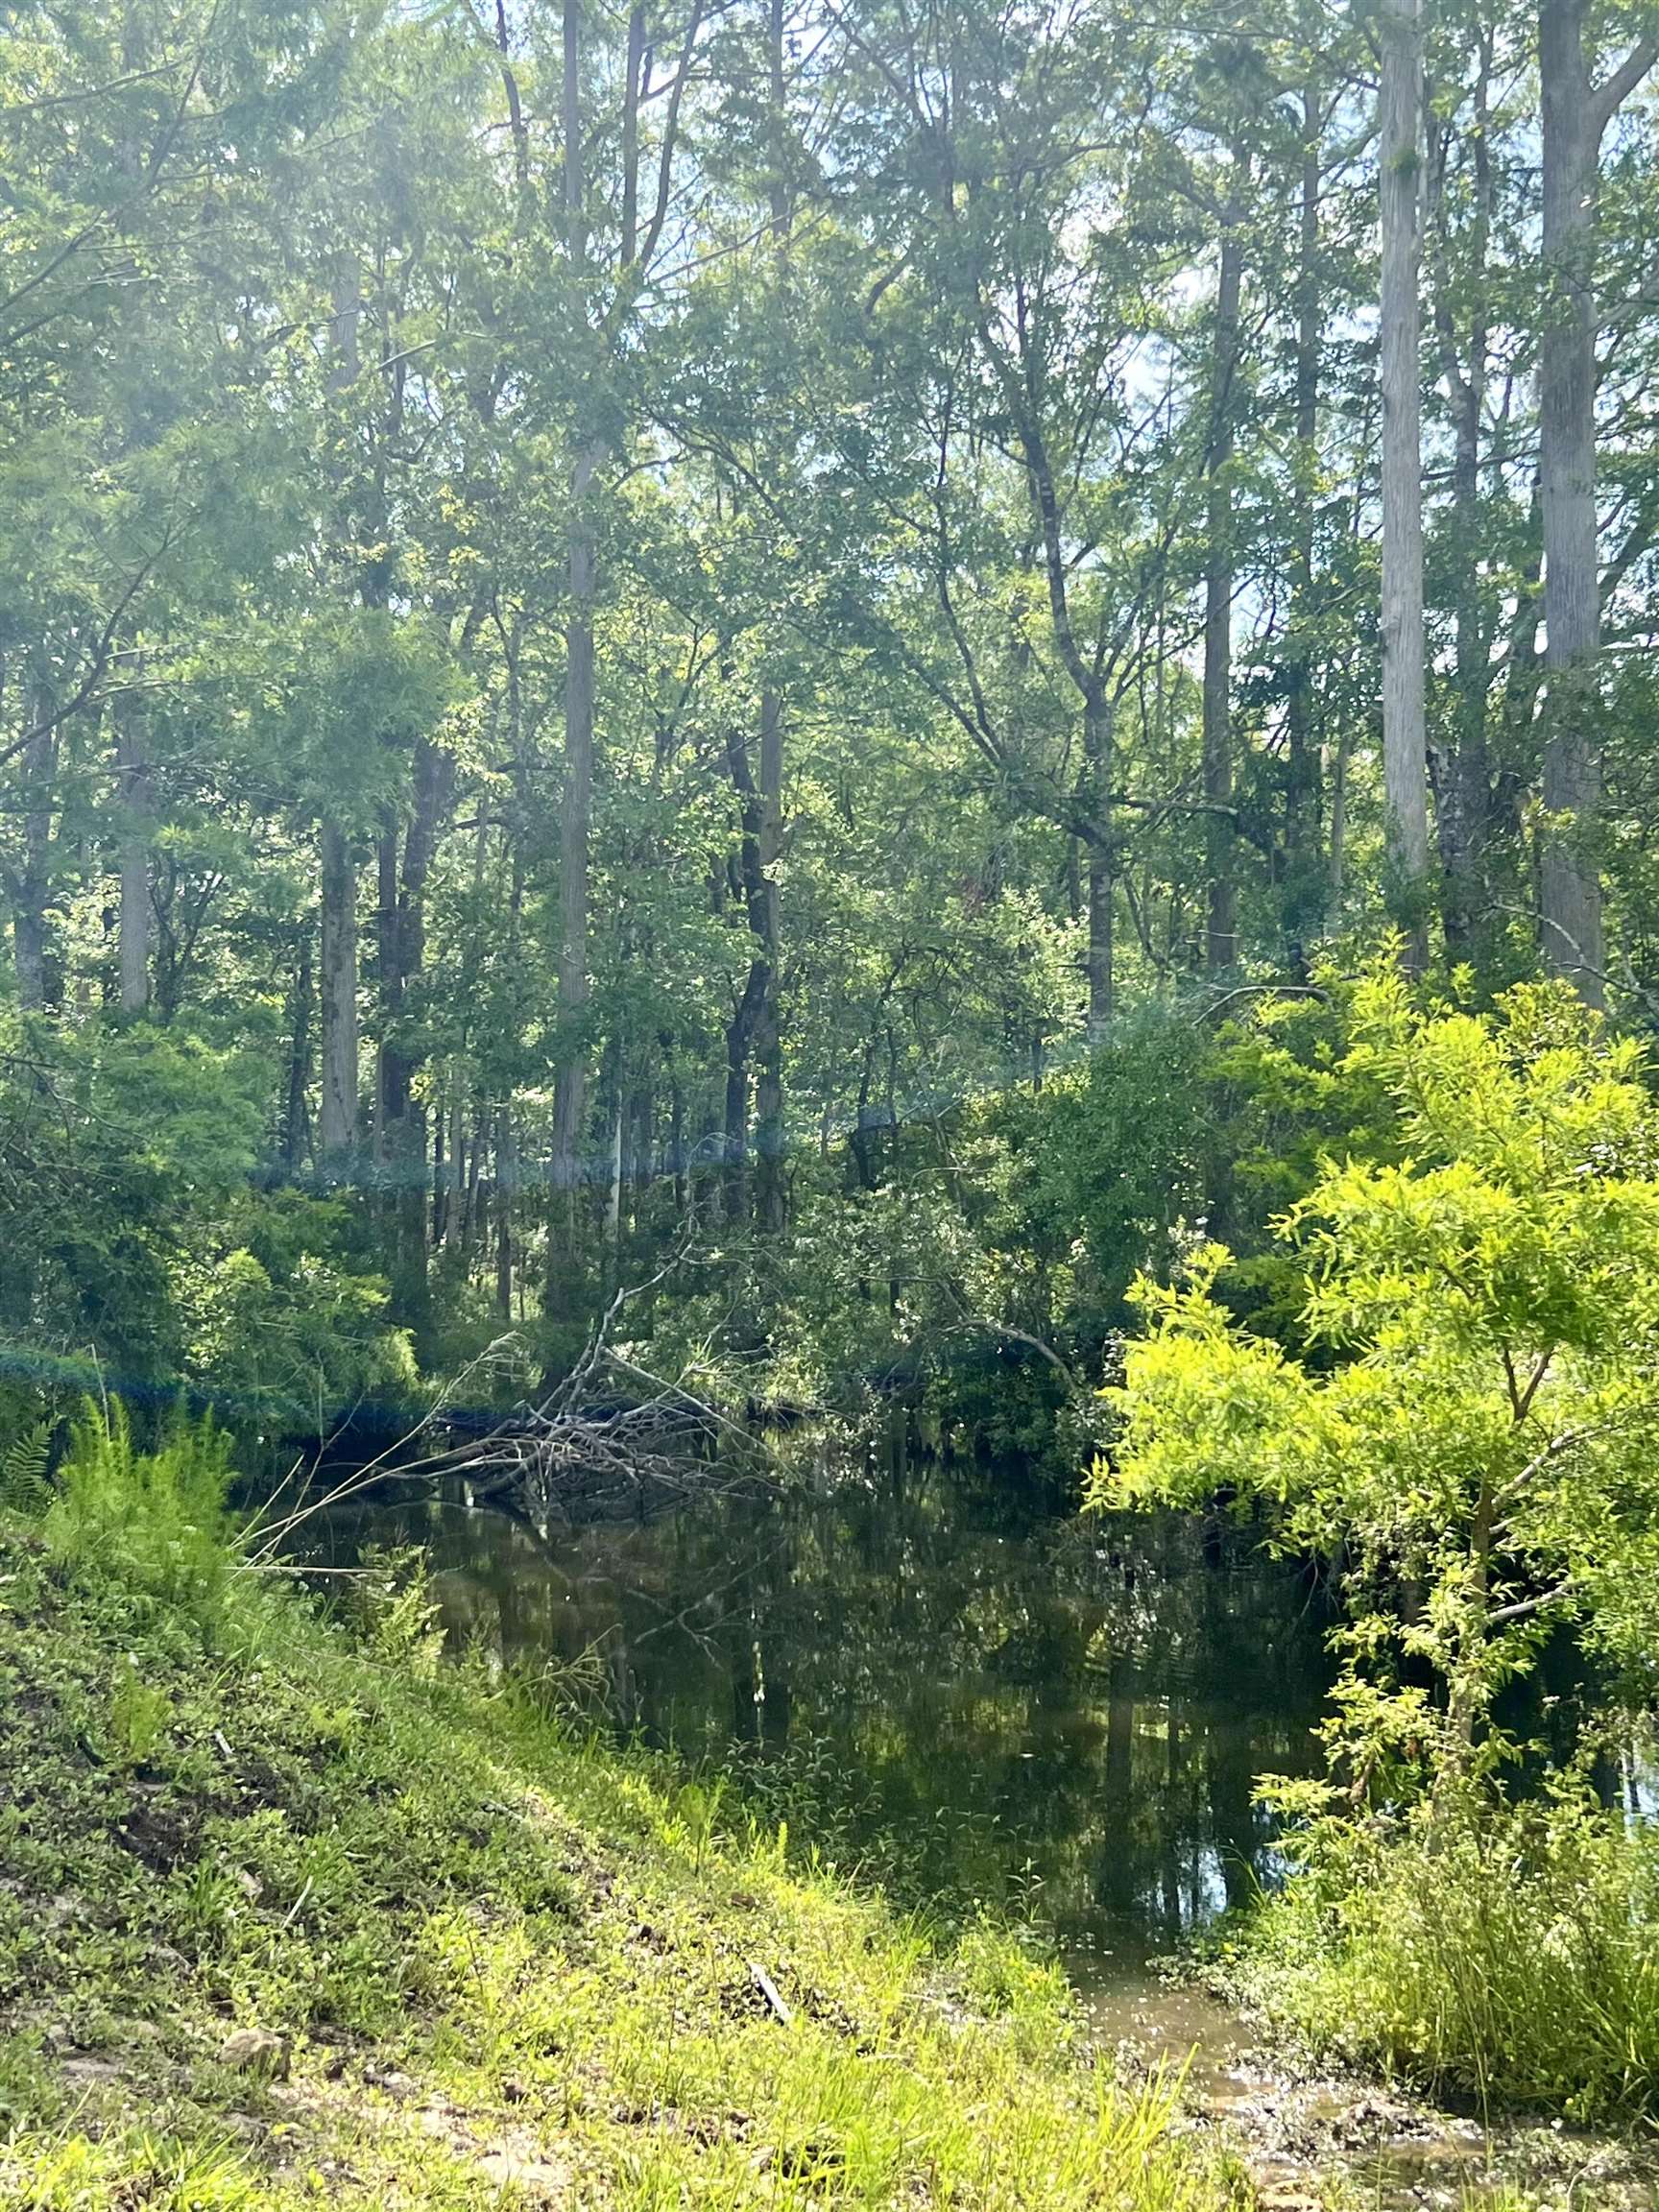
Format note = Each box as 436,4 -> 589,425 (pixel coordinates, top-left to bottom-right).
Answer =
44,1399 -> 234,1622
0,1421 -> 51,1516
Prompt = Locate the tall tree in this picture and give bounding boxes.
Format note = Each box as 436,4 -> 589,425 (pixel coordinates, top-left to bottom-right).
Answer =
1202,151 -> 1247,978
1378,0 -> 1431,966
1537,0 -> 1656,1002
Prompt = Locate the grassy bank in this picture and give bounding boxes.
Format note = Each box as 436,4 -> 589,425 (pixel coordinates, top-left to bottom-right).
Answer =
1223,1793 -> 1659,2127
0,1417 -> 1245,2210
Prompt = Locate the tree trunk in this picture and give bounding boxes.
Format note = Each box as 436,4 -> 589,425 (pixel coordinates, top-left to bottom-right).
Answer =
1284,78 -> 1323,938
604,1079 -> 624,1255
549,0 -> 595,1279
320,255 -> 362,1161
1540,0 -> 1602,998
1430,51 -> 1495,960
1202,164 -> 1245,977
283,933 -> 313,1172
1379,0 -> 1431,965
115,688 -> 149,1014
1084,692 -> 1113,1042
495,1104 -> 516,1321
723,961 -> 764,1221
12,685 -> 55,1012
378,737 -> 447,1329
726,698 -> 785,1229
1536,0 -> 1654,999
318,822 -> 358,1162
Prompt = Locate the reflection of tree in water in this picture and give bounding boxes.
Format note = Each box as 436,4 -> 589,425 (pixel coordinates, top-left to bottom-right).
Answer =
305,1454 -> 1330,1953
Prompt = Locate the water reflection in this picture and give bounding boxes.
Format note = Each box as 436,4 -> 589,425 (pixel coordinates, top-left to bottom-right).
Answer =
301,1451 -> 1332,1961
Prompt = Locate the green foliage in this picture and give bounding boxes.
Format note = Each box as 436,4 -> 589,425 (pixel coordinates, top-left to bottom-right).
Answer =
107,1653 -> 174,1770
0,1468 -> 1244,2212
348,1544 -> 445,1681
42,1403 -> 235,1626
1101,962 -> 1659,1777
0,1021 -> 411,1430
1235,1787 -> 1659,2121
0,1422 -> 50,1516
1103,962 -> 1659,2118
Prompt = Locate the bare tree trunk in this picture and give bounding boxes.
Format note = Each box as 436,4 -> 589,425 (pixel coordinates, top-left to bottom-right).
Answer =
669,1076 -> 687,1217
11,684 -> 55,1011
1537,0 -> 1654,1000
378,738 -> 448,1327
549,0 -> 595,1279
723,963 -> 763,1221
495,1104 -> 516,1321
283,932 -> 313,1172
1202,163 -> 1245,977
445,1073 -> 468,1251
115,685 -> 149,1014
750,0 -> 789,1232
1379,0 -> 1431,966
320,255 -> 362,1158
1084,693 -> 1114,1042
318,823 -> 358,1161
753,697 -> 785,1230
604,1079 -> 624,1255
1540,0 -> 1602,997
1284,78 -> 1323,935
1429,49 -> 1495,960
728,697 -> 785,1229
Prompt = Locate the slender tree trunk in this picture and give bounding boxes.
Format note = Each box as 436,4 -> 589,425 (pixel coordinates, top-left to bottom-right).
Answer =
754,693 -> 784,1230
550,450 -> 596,1254
604,1079 -> 624,1255
1536,1 -> 1653,999
1084,692 -> 1114,1042
1202,164 -> 1245,977
723,963 -> 764,1221
1379,0 -> 1431,966
726,699 -> 785,1229
1284,79 -> 1323,937
318,823 -> 358,1162
1380,0 -> 1432,950
669,1076 -> 687,1217
115,688 -> 149,1014
378,738 -> 447,1327
465,1105 -> 485,1253
445,1074 -> 468,1250
12,685 -> 54,1012
748,0 -> 790,1231
1540,0 -> 1602,998
1430,52 -> 1495,960
283,933 -> 313,1172
320,255 -> 362,1158
495,1104 -> 516,1321
549,0 -> 595,1281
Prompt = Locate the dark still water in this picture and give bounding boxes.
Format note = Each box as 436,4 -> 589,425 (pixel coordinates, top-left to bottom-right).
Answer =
301,1448 -> 1331,1974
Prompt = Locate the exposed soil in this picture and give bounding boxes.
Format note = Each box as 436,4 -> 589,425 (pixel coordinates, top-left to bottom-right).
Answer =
1085,1961 -> 1659,2210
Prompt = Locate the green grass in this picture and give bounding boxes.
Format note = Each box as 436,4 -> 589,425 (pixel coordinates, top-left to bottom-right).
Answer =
0,1422 -> 1247,2210
1224,1792 -> 1659,2127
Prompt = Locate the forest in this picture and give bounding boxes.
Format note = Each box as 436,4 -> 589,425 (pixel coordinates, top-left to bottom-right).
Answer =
3,0 -> 1659,2206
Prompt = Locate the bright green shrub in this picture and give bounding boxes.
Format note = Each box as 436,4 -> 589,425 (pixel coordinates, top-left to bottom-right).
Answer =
43,1401 -> 235,1624
1238,1789 -> 1659,2121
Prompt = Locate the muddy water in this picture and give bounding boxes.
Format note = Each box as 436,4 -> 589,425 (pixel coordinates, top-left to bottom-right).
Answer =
1083,1960 -> 1657,2209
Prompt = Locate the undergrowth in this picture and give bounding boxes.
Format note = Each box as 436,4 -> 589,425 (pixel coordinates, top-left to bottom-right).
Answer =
1226,1791 -> 1659,2125
0,1404 -> 1247,2209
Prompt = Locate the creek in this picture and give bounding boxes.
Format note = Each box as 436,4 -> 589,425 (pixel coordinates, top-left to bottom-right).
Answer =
299,1442 -> 1657,2210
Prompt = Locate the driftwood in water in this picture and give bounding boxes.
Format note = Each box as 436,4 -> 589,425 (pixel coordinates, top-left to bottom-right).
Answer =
414,1389 -> 730,1515
244,1251 -> 757,1560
